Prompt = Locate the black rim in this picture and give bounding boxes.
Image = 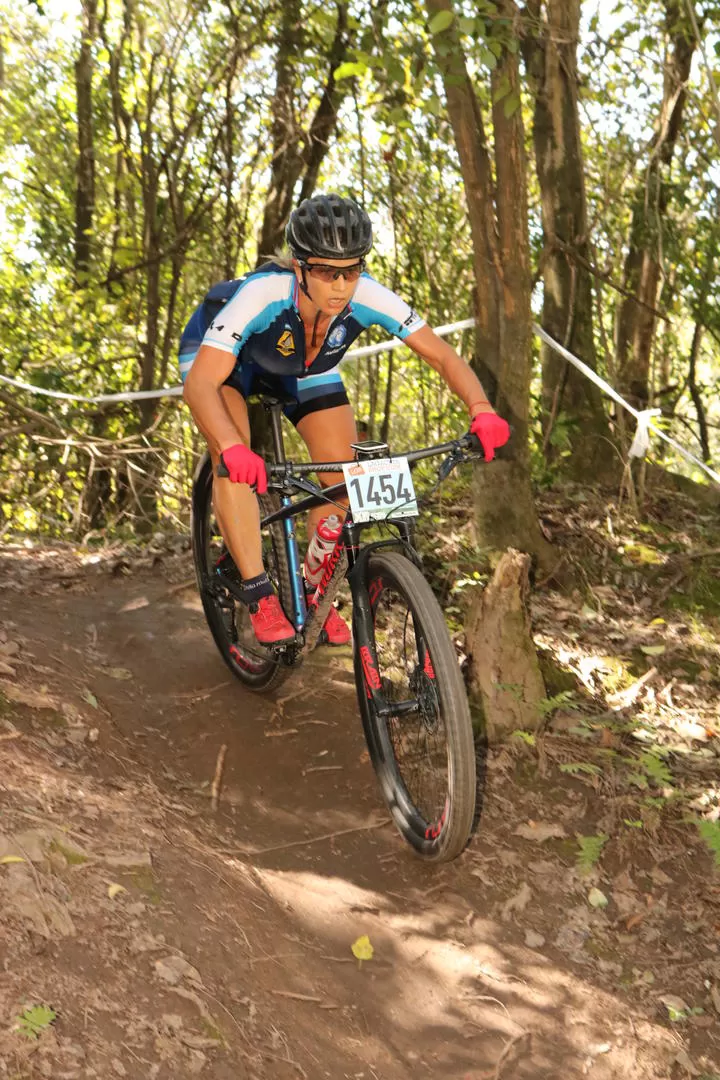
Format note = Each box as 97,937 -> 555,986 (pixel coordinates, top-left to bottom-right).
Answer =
369,574 -> 452,846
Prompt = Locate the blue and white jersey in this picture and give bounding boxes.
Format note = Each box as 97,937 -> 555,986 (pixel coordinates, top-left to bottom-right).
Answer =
178,263 -> 425,383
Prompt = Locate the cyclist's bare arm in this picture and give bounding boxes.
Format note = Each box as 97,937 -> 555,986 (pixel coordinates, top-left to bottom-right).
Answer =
183,345 -> 245,454
404,325 -> 495,417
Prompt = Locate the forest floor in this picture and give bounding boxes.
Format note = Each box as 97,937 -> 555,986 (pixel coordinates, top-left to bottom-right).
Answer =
1,479 -> 720,1080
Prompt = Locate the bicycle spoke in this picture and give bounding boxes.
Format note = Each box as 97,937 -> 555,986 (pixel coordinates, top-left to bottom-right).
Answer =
374,584 -> 449,826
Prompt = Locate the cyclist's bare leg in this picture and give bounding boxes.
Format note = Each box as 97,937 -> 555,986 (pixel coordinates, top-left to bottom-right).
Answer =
296,404 -> 357,538
196,386 -> 263,580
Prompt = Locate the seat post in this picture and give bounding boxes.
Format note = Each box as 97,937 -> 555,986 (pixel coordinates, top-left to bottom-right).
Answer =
265,401 -> 286,464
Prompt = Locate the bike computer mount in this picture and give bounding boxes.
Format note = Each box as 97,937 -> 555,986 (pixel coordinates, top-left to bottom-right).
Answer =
351,439 -> 390,460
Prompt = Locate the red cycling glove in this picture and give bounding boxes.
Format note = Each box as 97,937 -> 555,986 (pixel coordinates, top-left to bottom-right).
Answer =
470,412 -> 510,462
219,443 -> 268,494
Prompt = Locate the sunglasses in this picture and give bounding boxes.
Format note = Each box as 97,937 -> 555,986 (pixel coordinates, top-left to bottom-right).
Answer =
299,259 -> 366,283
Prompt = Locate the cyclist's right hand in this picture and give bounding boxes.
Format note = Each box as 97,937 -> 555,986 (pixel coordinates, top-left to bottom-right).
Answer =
218,443 -> 268,493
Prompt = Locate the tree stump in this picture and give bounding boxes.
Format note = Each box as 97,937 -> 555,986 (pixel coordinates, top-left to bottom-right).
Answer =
465,548 -> 546,742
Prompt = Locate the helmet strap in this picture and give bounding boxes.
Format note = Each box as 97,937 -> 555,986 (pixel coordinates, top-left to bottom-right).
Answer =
299,265 -> 311,299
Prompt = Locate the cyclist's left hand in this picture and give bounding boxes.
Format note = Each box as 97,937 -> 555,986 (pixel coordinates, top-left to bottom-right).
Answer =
469,411 -> 510,462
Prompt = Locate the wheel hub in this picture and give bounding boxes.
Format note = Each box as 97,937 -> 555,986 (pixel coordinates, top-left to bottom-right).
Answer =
410,668 -> 440,733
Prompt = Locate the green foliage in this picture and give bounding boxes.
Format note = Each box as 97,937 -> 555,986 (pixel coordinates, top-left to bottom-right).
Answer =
511,729 -> 536,747
638,749 -> 673,788
696,820 -> 720,868
537,690 -> 577,718
559,762 -> 602,777
576,833 -> 608,875
14,1005 -> 57,1040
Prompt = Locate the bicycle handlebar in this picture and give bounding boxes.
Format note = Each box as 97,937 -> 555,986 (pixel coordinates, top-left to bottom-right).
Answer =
216,432 -> 481,479
265,432 -> 480,476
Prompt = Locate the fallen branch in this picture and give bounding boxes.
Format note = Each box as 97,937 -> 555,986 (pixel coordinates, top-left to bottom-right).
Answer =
269,990 -> 324,1003
210,744 -> 227,812
230,817 -> 391,857
481,1031 -> 531,1080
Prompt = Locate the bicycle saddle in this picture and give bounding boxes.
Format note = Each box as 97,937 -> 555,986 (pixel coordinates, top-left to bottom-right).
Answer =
246,373 -> 298,407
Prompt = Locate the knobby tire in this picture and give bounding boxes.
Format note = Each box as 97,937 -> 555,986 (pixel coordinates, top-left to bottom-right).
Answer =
355,551 -> 476,862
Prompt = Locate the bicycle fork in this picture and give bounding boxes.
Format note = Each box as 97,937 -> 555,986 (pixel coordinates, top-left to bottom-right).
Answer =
347,532 -> 424,723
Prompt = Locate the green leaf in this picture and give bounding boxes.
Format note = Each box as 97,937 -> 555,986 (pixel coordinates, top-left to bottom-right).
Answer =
696,819 -> 720,867
15,1005 -> 57,1041
639,750 -> 672,787
511,729 -> 536,746
640,644 -> 665,656
503,90 -> 521,119
82,688 -> 98,709
351,934 -> 374,965
492,74 -> 511,103
576,833 -> 608,875
559,762 -> 602,776
333,61 -> 367,81
428,10 -> 454,35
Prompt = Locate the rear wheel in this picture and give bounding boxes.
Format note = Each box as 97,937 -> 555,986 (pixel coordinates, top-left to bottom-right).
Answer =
354,551 -> 476,862
191,453 -> 292,692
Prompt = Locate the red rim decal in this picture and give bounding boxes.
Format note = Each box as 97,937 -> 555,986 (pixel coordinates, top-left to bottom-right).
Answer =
360,645 -> 381,696
368,577 -> 383,606
425,796 -> 449,841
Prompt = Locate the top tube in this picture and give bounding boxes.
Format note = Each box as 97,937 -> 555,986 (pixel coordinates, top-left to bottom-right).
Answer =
266,433 -> 478,476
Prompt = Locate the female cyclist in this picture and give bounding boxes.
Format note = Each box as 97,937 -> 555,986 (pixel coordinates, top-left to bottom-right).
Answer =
180,193 -> 509,646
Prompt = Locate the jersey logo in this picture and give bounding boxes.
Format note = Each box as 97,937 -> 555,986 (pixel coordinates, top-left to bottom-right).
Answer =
327,325 -> 347,348
276,330 -> 295,356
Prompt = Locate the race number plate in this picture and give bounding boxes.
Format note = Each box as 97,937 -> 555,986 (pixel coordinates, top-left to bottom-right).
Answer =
342,456 -> 418,523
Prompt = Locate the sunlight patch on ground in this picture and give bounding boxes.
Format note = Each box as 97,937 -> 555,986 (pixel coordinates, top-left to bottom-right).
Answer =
250,864 -> 676,1068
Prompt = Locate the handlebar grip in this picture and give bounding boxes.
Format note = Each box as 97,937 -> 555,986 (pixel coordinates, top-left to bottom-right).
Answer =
216,453 -> 230,479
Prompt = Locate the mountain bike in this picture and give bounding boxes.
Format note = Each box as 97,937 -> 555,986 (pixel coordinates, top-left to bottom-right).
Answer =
191,390 -> 485,862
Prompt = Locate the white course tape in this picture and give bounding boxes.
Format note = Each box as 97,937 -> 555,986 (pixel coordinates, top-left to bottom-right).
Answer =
0,318 -> 475,402
0,370 -> 183,403
629,408 -> 662,458
1,316 -> 718,486
534,325 -> 720,485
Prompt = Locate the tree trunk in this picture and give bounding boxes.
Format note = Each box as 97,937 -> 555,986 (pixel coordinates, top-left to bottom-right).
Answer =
465,549 -> 546,740
256,2 -> 349,260
380,352 -> 394,444
615,0 -> 696,409
427,0 -> 555,570
74,0 -> 97,282
687,322 -> 711,462
522,0 -> 609,471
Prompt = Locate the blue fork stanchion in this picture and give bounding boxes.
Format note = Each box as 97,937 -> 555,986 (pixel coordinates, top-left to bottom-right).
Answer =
282,496 -> 307,630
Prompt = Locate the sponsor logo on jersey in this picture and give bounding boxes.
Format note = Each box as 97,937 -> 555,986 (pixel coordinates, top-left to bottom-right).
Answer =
276,330 -> 295,356
403,310 -> 420,328
327,325 -> 347,348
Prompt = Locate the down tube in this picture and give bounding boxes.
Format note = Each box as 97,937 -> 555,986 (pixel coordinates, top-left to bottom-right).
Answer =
282,495 -> 307,630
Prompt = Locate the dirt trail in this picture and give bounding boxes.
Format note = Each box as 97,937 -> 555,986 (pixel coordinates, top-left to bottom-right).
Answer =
0,544 -> 717,1079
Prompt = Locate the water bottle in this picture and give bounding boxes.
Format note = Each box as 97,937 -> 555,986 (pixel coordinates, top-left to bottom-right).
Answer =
304,514 -> 342,586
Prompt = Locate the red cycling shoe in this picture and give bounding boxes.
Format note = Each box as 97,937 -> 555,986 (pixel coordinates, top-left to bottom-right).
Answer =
249,595 -> 295,645
320,605 -> 351,646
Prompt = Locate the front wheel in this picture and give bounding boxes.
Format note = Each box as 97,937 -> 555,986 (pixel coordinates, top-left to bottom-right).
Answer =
354,551 -> 477,862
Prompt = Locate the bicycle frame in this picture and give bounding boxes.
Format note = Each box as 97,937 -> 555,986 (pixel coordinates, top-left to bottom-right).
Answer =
258,400 -> 477,704
261,399 -> 417,649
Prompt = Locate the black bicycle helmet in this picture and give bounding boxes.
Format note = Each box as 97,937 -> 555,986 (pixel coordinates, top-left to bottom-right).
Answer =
286,193 -> 373,261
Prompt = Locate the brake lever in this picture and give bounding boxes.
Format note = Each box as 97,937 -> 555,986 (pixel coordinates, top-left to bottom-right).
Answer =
268,472 -> 323,499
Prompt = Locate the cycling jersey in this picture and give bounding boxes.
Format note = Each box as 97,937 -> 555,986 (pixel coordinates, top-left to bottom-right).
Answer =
178,263 -> 425,382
